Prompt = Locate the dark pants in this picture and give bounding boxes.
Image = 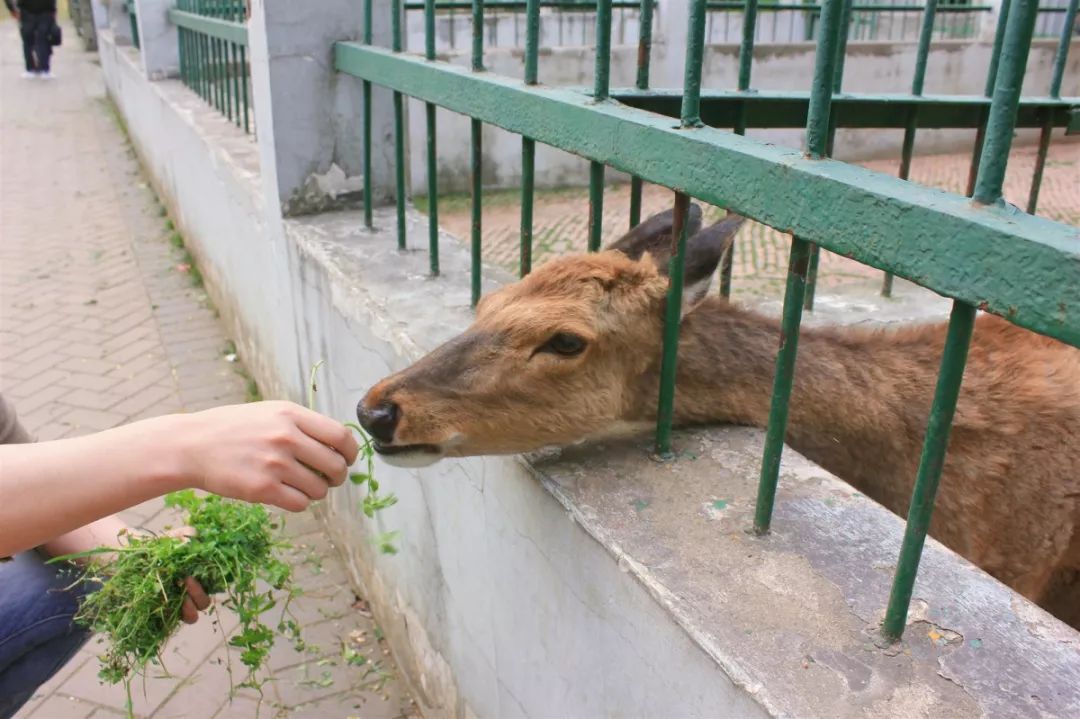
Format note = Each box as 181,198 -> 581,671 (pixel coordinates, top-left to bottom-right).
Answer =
19,12 -> 54,73
0,552 -> 92,719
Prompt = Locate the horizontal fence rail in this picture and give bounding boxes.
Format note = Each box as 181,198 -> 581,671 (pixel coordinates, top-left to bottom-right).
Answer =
169,1 -> 252,134
338,0 -> 1080,642
611,89 -> 1080,129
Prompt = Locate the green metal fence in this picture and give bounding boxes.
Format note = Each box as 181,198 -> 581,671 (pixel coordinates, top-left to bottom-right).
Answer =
337,0 -> 1079,640
169,1 -> 252,134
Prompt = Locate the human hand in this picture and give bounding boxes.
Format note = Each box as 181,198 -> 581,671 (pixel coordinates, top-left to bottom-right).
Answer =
171,401 -> 360,513
179,576 -> 211,624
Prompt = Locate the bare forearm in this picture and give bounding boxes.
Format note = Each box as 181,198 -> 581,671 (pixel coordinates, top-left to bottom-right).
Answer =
0,415 -> 189,557
0,400 -> 359,559
41,515 -> 130,561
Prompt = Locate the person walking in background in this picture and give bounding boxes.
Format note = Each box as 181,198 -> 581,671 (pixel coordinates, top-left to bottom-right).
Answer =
4,0 -> 58,79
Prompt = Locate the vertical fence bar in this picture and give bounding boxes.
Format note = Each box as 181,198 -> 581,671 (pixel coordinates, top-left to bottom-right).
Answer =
204,0 -> 213,103
628,0 -> 656,229
471,116 -> 483,302
721,0 -> 759,299
654,192 -> 692,458
973,0 -> 1040,205
226,4 -> 234,109
588,0 -> 614,253
1045,0 -> 1077,100
224,7 -> 234,125
209,2 -> 217,104
1026,0 -> 1077,214
178,21 -> 186,89
194,1 -> 202,99
520,0 -> 540,276
240,43 -> 249,133
587,162 -> 605,253
230,8 -> 241,128
594,0 -> 614,100
212,4 -> 223,114
883,0 -> 938,297
881,301 -> 976,639
823,0 -> 853,159
392,0 -> 407,250
470,0 -> 484,305
882,0 -> 1038,641
178,4 -> 187,89
424,0 -> 440,275
681,0 -> 707,126
654,0 -> 707,459
194,1 -> 204,99
200,0 -> 209,103
965,0 -> 1012,196
205,1 -> 213,106
186,2 -> 192,85
753,0 -> 844,535
363,0 -> 374,228
805,0 -> 853,312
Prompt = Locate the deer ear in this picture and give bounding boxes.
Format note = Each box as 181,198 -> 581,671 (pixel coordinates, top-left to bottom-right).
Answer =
679,213 -> 747,313
605,204 -> 704,265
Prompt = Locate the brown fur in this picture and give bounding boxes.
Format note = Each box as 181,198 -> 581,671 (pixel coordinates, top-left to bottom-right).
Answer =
362,234 -> 1080,628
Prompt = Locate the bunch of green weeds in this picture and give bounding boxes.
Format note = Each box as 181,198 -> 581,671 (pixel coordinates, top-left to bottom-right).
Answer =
53,491 -> 298,712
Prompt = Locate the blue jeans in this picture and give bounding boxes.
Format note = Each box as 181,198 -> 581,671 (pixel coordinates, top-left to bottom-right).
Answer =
19,12 -> 54,73
0,552 -> 92,719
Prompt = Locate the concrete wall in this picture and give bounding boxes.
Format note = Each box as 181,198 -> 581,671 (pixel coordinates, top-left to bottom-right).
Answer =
410,37 -> 1080,194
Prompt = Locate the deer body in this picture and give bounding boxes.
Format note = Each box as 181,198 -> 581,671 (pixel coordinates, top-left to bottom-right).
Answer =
646,301 -> 1080,613
360,207 -> 1080,627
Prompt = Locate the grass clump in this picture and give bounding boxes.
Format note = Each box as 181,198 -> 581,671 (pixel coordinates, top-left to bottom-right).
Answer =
53,492 -> 298,714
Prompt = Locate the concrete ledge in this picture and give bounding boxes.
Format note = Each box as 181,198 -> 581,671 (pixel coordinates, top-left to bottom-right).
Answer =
98,29 -> 1080,718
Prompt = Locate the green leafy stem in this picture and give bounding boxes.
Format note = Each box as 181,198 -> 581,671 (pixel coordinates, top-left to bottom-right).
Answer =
307,361 -> 399,555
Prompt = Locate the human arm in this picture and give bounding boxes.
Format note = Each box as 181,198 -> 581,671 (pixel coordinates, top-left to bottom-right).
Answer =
3,0 -> 18,20
0,401 -> 360,558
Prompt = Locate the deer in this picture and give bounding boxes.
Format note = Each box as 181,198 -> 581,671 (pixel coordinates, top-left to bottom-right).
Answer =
358,206 -> 1080,629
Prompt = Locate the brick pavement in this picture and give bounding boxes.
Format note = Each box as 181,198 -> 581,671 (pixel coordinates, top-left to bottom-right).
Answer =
1,17 -> 417,719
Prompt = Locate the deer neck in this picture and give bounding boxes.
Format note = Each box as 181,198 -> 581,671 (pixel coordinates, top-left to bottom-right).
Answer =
641,299 -> 928,493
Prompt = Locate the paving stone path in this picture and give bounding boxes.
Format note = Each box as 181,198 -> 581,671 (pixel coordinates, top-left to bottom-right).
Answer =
1,17 -> 417,719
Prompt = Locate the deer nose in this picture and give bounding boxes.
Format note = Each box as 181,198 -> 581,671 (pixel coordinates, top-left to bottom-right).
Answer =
357,400 -> 400,444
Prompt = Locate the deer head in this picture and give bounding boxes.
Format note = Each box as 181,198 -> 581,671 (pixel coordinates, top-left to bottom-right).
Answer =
358,206 -> 745,467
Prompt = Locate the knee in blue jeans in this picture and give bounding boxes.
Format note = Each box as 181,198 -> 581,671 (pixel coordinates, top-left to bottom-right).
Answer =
0,553 -> 93,718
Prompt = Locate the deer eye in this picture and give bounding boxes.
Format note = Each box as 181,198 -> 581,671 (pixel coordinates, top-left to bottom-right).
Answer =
539,332 -> 587,358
